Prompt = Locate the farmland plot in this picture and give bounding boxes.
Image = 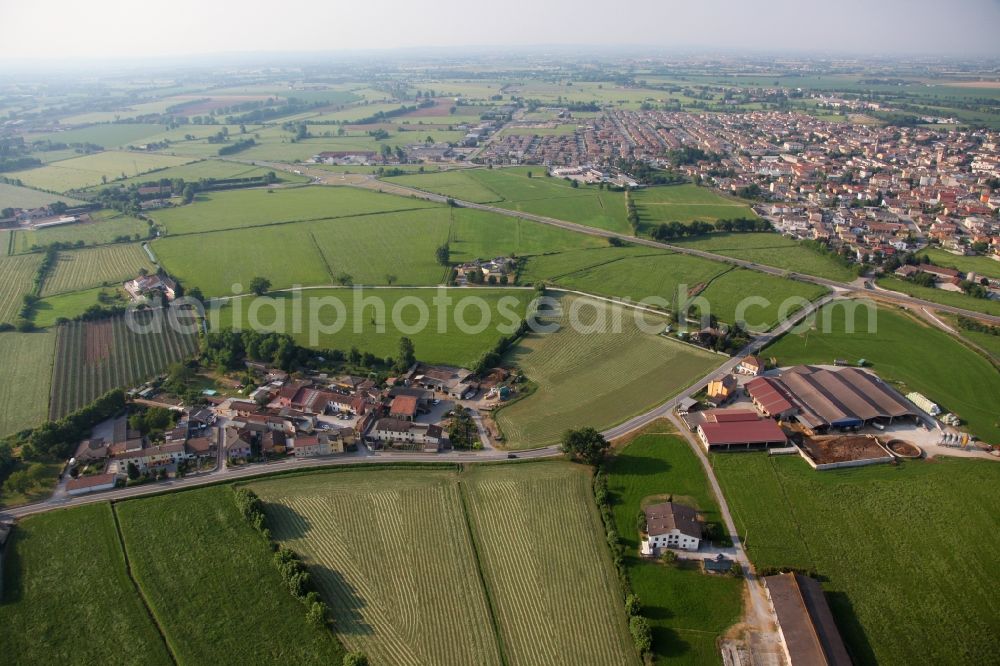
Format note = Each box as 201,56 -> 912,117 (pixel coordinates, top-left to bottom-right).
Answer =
10,151 -> 195,193
0,331 -> 55,437
251,463 -> 639,666
0,252 -> 43,323
41,243 -> 155,296
11,211 -> 149,253
462,463 -> 640,666
49,310 -> 200,418
0,182 -> 85,210
252,469 -> 503,666
495,294 -> 720,448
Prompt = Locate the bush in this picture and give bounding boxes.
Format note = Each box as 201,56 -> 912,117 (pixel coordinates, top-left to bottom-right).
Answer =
624,594 -> 642,617
343,652 -> 369,666
629,615 -> 652,655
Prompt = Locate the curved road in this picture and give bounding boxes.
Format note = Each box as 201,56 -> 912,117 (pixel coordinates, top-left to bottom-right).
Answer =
260,160 -> 998,325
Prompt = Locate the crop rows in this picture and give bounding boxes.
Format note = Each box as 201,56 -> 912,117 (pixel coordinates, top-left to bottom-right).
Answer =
50,311 -> 199,419
0,253 -> 43,323
252,464 -> 639,666
41,243 -> 155,297
462,464 -> 639,666
253,471 -> 501,666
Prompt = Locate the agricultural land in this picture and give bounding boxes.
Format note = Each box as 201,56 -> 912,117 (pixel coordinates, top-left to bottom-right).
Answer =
714,453 -> 1000,665
49,311 -> 200,419
41,243 -> 155,297
0,331 -> 55,437
251,462 -> 639,666
494,293 -> 720,448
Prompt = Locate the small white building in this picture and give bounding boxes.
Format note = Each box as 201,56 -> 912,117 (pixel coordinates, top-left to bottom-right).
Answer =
371,418 -> 443,451
641,502 -> 702,553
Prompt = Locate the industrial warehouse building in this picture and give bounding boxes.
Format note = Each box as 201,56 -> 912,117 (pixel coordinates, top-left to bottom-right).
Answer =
747,366 -> 919,432
764,573 -> 852,666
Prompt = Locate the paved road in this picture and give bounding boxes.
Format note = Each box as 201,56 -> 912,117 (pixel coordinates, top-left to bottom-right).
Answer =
259,161 -> 999,325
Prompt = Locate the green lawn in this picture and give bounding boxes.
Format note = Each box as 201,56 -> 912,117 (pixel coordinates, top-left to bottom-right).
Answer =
714,453 -> 1000,665
32,287 -> 121,328
607,431 -> 744,665
0,504 -> 173,666
495,294 -> 720,448
917,247 -> 1000,281
115,487 -> 345,664
876,276 -> 1000,317
150,185 -> 437,235
213,287 -> 530,368
767,301 -> 1000,443
0,330 -> 54,437
672,233 -> 858,282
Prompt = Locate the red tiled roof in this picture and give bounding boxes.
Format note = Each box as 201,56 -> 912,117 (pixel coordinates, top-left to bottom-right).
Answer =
390,395 -> 419,416
699,419 -> 786,446
66,473 -> 117,491
747,376 -> 796,415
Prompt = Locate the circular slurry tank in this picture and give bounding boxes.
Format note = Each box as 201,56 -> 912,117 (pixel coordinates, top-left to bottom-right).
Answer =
887,439 -> 922,458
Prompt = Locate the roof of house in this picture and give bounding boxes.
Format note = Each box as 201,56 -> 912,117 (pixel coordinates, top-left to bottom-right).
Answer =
375,417 -> 414,433
66,473 -> 118,491
765,573 -> 852,666
740,355 -> 762,369
390,395 -> 419,416
186,435 -> 216,454
644,502 -> 701,539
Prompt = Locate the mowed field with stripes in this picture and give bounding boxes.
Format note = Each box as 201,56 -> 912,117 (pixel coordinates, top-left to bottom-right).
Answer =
250,463 -> 639,666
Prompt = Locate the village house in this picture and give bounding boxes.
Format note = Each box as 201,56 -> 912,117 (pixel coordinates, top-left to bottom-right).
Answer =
389,395 -> 420,421
66,472 -> 119,496
706,374 -> 739,405
224,427 -> 253,460
123,274 -> 177,302
641,502 -> 702,553
736,355 -> 763,376
408,364 -> 478,399
371,418 -> 444,452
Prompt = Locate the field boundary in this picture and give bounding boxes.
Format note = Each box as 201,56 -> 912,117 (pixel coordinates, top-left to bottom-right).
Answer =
109,503 -> 179,665
456,479 -> 510,666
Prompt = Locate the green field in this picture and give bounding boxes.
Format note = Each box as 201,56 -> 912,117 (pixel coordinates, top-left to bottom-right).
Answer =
918,248 -> 1000,281
634,184 -> 757,225
11,211 -> 150,253
448,207 -> 606,261
0,252 -> 43,323
213,287 -> 530,368
0,331 -> 55,437
32,287 -> 120,328
116,487 -> 344,664
49,311 -> 201,419
10,151 -> 195,192
387,167 -> 633,234
32,123 -> 167,148
608,430 -> 744,665
495,294 -> 720,448
0,504 -> 172,666
521,247 -> 826,327
41,243 -> 155,297
714,453 -> 1000,665
251,463 -> 638,666
767,301 -> 1000,443
672,233 -> 858,282
942,313 -> 1000,359
0,182 -> 85,210
876,275 -> 1000,317
150,185 -> 437,235
103,158 -> 308,189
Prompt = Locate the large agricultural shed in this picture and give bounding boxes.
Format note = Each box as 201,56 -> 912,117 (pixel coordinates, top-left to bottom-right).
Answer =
748,366 -> 919,432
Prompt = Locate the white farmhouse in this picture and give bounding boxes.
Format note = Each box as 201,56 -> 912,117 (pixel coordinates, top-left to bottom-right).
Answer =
641,502 -> 702,553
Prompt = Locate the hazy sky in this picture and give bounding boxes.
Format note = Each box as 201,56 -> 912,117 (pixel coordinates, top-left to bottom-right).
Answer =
2,0 -> 999,62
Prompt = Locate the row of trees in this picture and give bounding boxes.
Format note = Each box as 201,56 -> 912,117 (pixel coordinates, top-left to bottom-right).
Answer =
650,216 -> 770,241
